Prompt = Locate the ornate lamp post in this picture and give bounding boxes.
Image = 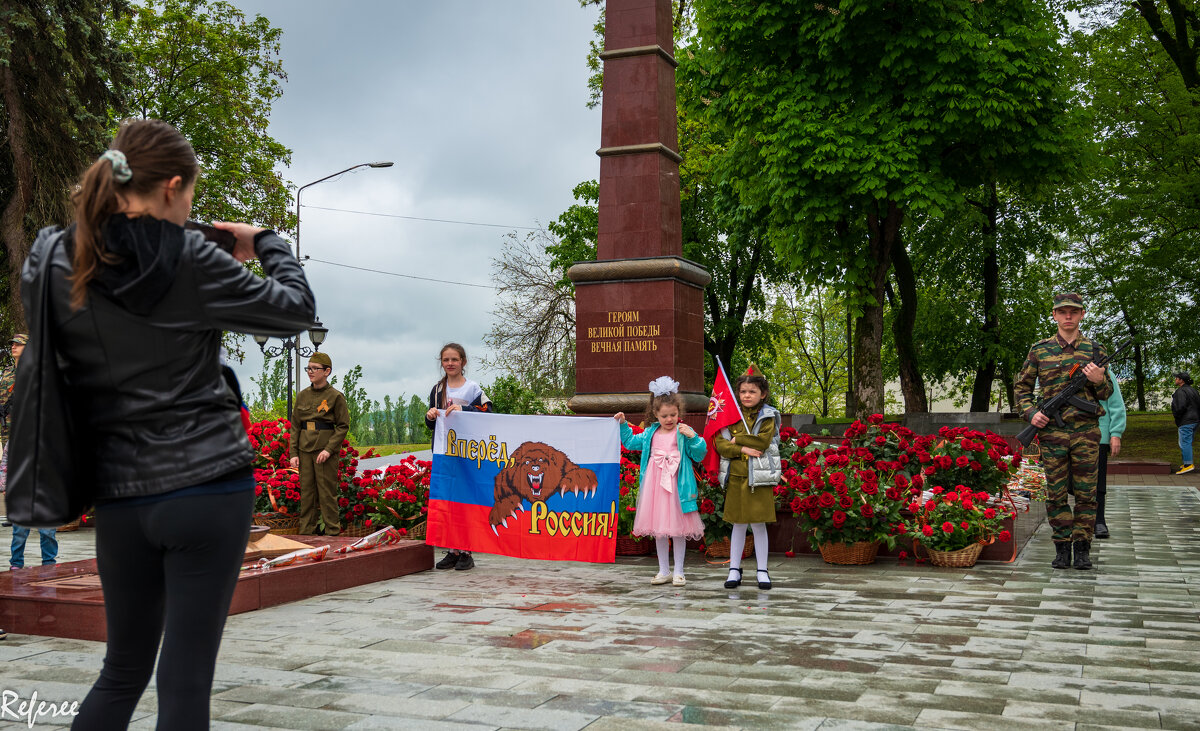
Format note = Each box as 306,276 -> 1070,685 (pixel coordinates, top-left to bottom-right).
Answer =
253,319 -> 329,418
293,160 -> 392,396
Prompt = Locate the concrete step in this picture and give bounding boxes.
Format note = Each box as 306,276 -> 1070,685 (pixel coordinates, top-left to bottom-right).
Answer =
1108,460 -> 1172,475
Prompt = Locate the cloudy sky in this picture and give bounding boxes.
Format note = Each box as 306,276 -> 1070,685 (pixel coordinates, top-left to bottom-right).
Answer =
227,1 -> 601,407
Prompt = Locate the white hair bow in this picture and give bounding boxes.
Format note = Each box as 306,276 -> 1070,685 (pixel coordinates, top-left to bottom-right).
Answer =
648,376 -> 679,397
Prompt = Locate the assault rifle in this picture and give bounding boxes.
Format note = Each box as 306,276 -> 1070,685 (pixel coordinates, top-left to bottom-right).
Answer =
1016,337 -> 1133,447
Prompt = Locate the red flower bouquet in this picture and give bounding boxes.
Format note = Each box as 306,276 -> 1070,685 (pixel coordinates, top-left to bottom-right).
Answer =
921,426 -> 1020,497
358,455 -> 430,534
253,468 -> 302,516
912,486 -> 1015,553
782,418 -> 912,552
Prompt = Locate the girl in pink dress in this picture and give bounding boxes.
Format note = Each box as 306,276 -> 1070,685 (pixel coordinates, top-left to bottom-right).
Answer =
615,377 -> 708,586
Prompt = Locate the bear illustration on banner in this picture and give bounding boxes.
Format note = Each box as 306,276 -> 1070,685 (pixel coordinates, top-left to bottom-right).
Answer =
490,441 -> 598,530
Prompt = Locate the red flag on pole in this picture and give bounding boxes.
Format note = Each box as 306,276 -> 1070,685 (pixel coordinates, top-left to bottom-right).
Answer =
702,358 -> 746,475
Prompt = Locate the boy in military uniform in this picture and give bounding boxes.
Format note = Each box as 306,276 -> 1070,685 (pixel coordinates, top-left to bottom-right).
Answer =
1014,292 -> 1111,570
289,352 -> 350,536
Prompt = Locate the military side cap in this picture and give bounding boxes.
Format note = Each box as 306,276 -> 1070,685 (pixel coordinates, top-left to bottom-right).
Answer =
308,352 -> 332,368
1052,292 -> 1084,309
10,333 -> 28,345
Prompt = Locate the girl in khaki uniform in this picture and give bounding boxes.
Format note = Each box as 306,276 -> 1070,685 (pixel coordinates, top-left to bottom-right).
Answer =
714,370 -> 780,590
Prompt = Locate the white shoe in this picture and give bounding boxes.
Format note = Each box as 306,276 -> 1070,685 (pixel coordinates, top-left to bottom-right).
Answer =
650,573 -> 671,585
672,575 -> 687,587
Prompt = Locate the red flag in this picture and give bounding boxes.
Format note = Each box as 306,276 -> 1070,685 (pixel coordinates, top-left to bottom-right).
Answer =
702,358 -> 746,474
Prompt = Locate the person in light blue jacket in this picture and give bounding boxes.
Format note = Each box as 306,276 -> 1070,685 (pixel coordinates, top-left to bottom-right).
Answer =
1095,375 -> 1126,539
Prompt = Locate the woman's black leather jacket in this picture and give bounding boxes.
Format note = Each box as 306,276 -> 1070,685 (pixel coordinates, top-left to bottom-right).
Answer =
31,218 -> 315,500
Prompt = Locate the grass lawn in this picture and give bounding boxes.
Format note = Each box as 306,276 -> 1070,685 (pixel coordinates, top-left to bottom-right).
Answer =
359,443 -> 429,457
1118,412 -> 1181,467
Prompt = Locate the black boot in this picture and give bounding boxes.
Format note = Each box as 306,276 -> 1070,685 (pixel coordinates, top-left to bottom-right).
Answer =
1051,541 -> 1072,569
1095,492 -> 1109,539
1073,540 -> 1092,570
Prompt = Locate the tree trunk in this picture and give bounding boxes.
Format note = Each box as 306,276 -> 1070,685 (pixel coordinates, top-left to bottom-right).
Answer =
1134,341 -> 1146,411
0,64 -> 35,332
970,185 -> 1001,411
856,200 -> 902,418
1001,362 -> 1016,413
845,305 -> 854,418
890,237 -> 928,413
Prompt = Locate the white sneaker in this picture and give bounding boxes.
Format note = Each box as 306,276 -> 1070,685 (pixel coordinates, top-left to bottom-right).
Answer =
672,575 -> 687,587
650,573 -> 671,585
1176,464 -> 1194,475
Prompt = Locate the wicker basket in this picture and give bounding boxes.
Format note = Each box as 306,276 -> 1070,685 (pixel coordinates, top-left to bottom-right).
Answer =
57,518 -> 82,533
616,535 -> 654,555
919,541 -> 985,568
340,521 -> 374,538
817,540 -> 880,565
705,534 -> 754,562
253,512 -> 300,535
407,520 -> 427,541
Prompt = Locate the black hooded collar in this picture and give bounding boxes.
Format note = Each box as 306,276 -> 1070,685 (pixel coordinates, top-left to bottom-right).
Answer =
93,214 -> 184,316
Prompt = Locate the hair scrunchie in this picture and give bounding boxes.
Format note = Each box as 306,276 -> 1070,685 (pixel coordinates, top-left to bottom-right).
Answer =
101,149 -> 132,184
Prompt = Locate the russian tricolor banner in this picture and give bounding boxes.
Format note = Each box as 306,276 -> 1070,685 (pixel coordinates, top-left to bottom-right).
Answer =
427,412 -> 621,563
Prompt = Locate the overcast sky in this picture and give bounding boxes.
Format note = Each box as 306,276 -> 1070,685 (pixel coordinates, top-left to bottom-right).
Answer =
226,1 -> 601,408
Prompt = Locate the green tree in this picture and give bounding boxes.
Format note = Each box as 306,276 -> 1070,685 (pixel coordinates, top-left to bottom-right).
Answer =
249,357 -> 289,414
0,0 -> 130,333
406,394 -> 430,444
331,364 -> 372,444
689,0 -> 1070,416
1062,3 -> 1200,406
769,286 -> 849,417
111,0 -> 293,232
487,375 -> 553,416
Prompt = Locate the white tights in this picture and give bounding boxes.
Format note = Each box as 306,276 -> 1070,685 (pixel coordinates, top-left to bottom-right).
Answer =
727,523 -> 768,582
655,536 -> 687,576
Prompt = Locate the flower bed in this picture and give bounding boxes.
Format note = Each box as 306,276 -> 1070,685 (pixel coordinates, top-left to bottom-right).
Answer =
247,418 -> 415,535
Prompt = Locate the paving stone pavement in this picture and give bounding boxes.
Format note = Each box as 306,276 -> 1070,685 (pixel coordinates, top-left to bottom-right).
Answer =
2,484 -> 1199,730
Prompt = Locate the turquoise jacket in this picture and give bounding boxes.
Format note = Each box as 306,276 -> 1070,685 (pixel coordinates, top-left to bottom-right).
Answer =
1098,376 -> 1127,444
620,422 -> 707,513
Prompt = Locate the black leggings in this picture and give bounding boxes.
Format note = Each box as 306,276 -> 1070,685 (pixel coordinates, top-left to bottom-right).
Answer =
74,488 -> 253,730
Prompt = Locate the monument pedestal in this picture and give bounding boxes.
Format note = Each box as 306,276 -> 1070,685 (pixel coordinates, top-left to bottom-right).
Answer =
569,257 -> 709,417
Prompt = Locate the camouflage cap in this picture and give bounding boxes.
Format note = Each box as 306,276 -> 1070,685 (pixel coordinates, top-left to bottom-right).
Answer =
308,352 -> 332,369
1052,292 -> 1084,310
10,333 -> 28,345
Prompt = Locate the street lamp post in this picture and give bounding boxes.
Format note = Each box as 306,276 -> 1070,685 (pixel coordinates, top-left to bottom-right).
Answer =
254,319 -> 329,419
292,160 -> 393,399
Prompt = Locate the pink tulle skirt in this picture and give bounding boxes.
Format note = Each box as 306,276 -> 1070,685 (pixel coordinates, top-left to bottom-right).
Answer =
633,449 -> 704,540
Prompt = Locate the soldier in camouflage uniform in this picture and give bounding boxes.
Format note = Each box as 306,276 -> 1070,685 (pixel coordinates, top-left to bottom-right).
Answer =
1015,292 -> 1112,570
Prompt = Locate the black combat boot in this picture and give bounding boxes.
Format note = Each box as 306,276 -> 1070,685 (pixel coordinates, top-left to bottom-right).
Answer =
1073,540 -> 1092,570
1051,541 -> 1072,569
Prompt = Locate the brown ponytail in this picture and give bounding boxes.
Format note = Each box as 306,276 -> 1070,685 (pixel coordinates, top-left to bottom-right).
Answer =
69,119 -> 199,310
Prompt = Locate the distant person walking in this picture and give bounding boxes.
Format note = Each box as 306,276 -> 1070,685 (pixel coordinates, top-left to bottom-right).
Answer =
1094,375 -> 1126,539
3,333 -> 59,569
289,352 -> 350,536
1171,372 -> 1200,475
425,343 -> 492,571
